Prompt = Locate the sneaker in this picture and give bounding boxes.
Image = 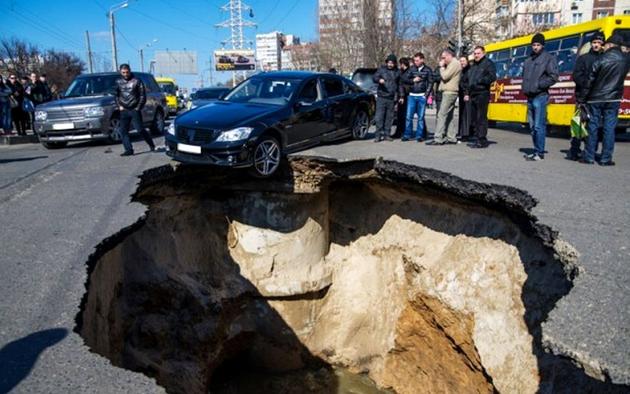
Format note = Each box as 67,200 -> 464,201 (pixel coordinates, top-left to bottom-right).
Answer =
525,154 -> 543,161
401,137 -> 409,142
120,151 -> 134,157
373,138 -> 382,143
416,138 -> 425,142
384,136 -> 393,141
579,159 -> 595,165
599,161 -> 615,166
470,142 -> 488,149
425,140 -> 445,146
523,153 -> 535,159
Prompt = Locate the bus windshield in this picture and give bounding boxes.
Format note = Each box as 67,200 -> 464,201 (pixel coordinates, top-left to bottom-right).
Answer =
158,82 -> 176,95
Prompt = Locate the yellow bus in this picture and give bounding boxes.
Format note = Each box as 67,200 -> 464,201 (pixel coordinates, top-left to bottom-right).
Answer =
486,16 -> 630,129
155,77 -> 179,115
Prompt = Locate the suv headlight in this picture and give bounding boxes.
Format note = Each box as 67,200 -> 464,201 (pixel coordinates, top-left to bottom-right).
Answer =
35,110 -> 47,121
84,106 -> 105,117
216,127 -> 254,142
167,122 -> 176,135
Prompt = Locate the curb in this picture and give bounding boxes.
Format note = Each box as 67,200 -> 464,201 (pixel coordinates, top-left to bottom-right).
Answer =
1,134 -> 39,145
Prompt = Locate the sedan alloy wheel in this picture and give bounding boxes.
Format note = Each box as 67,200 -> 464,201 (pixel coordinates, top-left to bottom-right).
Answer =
253,137 -> 281,177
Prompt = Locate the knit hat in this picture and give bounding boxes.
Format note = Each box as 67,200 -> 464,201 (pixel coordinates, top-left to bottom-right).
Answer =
606,33 -> 624,46
591,32 -> 605,43
531,33 -> 545,45
386,54 -> 397,64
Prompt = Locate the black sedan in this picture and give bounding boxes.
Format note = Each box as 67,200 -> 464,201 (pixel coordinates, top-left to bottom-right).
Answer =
188,87 -> 230,110
165,71 -> 374,177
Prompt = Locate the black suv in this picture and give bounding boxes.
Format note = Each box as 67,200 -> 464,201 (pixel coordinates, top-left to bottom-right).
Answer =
34,72 -> 167,148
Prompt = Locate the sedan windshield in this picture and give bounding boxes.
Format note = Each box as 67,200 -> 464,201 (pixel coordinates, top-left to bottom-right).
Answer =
195,89 -> 228,99
65,75 -> 119,98
224,77 -> 300,106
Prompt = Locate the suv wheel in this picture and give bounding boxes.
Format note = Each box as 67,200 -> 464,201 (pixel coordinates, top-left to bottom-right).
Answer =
352,110 -> 369,139
250,136 -> 281,178
107,116 -> 121,144
42,141 -> 68,149
151,110 -> 165,135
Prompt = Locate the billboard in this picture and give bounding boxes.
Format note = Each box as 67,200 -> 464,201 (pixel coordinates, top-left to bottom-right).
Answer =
214,50 -> 256,71
154,50 -> 198,75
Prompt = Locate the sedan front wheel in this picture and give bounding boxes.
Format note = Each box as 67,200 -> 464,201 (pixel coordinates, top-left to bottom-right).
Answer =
251,136 -> 281,177
352,110 -> 369,140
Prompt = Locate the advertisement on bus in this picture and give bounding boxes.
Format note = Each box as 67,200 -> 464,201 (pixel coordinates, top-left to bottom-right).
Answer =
214,50 -> 256,71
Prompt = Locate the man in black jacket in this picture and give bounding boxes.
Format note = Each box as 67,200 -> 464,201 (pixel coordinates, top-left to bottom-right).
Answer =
395,57 -> 410,138
399,52 -> 433,141
581,33 -> 630,166
372,54 -> 400,142
522,33 -> 559,161
569,32 -> 604,160
466,46 -> 496,148
115,64 -> 155,156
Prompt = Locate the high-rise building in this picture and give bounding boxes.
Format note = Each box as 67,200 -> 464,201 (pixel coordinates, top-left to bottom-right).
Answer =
256,31 -> 284,71
318,0 -> 394,73
281,35 -> 301,70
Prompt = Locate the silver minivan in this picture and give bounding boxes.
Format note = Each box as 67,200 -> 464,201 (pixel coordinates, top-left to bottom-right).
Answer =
34,72 -> 167,149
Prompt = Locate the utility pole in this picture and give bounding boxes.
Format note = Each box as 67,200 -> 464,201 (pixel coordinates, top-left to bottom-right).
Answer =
108,1 -> 129,71
139,49 -> 144,72
85,31 -> 94,73
216,0 -> 256,86
457,0 -> 463,57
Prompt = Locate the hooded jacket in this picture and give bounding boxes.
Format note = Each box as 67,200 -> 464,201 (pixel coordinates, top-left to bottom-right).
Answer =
522,49 -> 559,98
400,64 -> 433,96
373,66 -> 400,100
467,56 -> 497,95
115,73 -> 147,111
585,46 -> 629,103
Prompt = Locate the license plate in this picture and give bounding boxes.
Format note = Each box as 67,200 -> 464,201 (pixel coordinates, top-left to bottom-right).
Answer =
177,143 -> 201,154
52,122 -> 74,130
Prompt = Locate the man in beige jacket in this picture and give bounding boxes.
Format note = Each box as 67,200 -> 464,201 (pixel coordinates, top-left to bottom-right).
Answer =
427,49 -> 461,145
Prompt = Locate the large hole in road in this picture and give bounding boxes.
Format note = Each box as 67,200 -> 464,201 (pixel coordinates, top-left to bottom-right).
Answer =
75,157 -> 625,393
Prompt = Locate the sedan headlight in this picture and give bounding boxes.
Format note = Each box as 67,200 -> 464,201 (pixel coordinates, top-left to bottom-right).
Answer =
216,127 -> 254,142
167,122 -> 176,136
83,106 -> 105,117
35,110 -> 47,121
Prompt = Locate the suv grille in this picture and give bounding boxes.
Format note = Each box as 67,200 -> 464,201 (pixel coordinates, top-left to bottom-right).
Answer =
177,127 -> 219,144
47,108 -> 84,121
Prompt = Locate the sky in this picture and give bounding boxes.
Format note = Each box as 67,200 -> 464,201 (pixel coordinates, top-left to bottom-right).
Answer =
0,0 -> 321,89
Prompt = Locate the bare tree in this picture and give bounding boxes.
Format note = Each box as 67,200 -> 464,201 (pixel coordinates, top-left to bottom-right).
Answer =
0,37 -> 84,92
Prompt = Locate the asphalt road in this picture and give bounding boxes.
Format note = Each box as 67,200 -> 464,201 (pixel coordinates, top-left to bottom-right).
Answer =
0,118 -> 628,392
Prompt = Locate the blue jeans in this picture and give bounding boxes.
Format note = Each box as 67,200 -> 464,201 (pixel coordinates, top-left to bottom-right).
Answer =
0,101 -> 12,132
118,109 -> 154,153
404,94 -> 426,140
585,102 -> 620,163
527,94 -> 548,156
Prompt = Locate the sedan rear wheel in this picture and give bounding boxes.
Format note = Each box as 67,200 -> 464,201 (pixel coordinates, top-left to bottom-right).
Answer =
107,117 -> 121,144
251,137 -> 281,177
352,110 -> 369,140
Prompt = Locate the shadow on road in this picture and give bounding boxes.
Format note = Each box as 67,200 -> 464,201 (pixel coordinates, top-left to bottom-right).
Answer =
0,156 -> 48,164
0,328 -> 68,393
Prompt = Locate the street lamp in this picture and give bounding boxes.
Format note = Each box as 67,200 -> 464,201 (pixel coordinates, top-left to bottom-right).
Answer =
139,38 -> 158,72
108,1 -> 129,71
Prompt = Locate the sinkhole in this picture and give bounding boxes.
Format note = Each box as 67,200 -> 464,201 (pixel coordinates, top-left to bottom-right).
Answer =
75,157 -> 624,394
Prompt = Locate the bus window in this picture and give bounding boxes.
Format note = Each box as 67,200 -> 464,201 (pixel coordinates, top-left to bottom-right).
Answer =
556,49 -> 577,73
497,49 -> 510,60
495,60 -> 509,79
561,35 -> 580,50
512,46 -> 527,57
508,57 -> 525,78
545,39 -> 560,52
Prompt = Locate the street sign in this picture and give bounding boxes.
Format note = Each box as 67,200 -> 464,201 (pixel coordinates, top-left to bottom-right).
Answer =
214,50 -> 256,71
154,50 -> 198,75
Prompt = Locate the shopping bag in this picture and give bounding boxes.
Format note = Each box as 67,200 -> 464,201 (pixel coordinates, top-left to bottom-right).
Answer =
570,108 -> 588,139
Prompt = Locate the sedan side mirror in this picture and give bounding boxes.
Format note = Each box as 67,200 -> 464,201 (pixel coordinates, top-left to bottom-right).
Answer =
296,100 -> 313,109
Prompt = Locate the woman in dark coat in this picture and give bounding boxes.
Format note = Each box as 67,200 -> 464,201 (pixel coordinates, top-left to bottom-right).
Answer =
458,55 -> 473,141
6,74 -> 28,135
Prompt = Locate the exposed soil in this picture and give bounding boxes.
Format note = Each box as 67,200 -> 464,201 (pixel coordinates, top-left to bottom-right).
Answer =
75,157 -> 629,394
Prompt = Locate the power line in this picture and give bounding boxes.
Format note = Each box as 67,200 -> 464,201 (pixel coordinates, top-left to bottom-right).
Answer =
258,0 -> 280,26
128,7 -> 221,44
272,0 -> 300,31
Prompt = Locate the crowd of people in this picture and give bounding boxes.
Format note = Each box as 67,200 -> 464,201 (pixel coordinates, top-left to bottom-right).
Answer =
0,72 -> 54,136
372,31 -> 630,165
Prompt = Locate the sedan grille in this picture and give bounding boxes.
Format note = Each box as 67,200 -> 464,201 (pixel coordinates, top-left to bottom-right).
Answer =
46,108 -> 85,121
177,127 -> 219,144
